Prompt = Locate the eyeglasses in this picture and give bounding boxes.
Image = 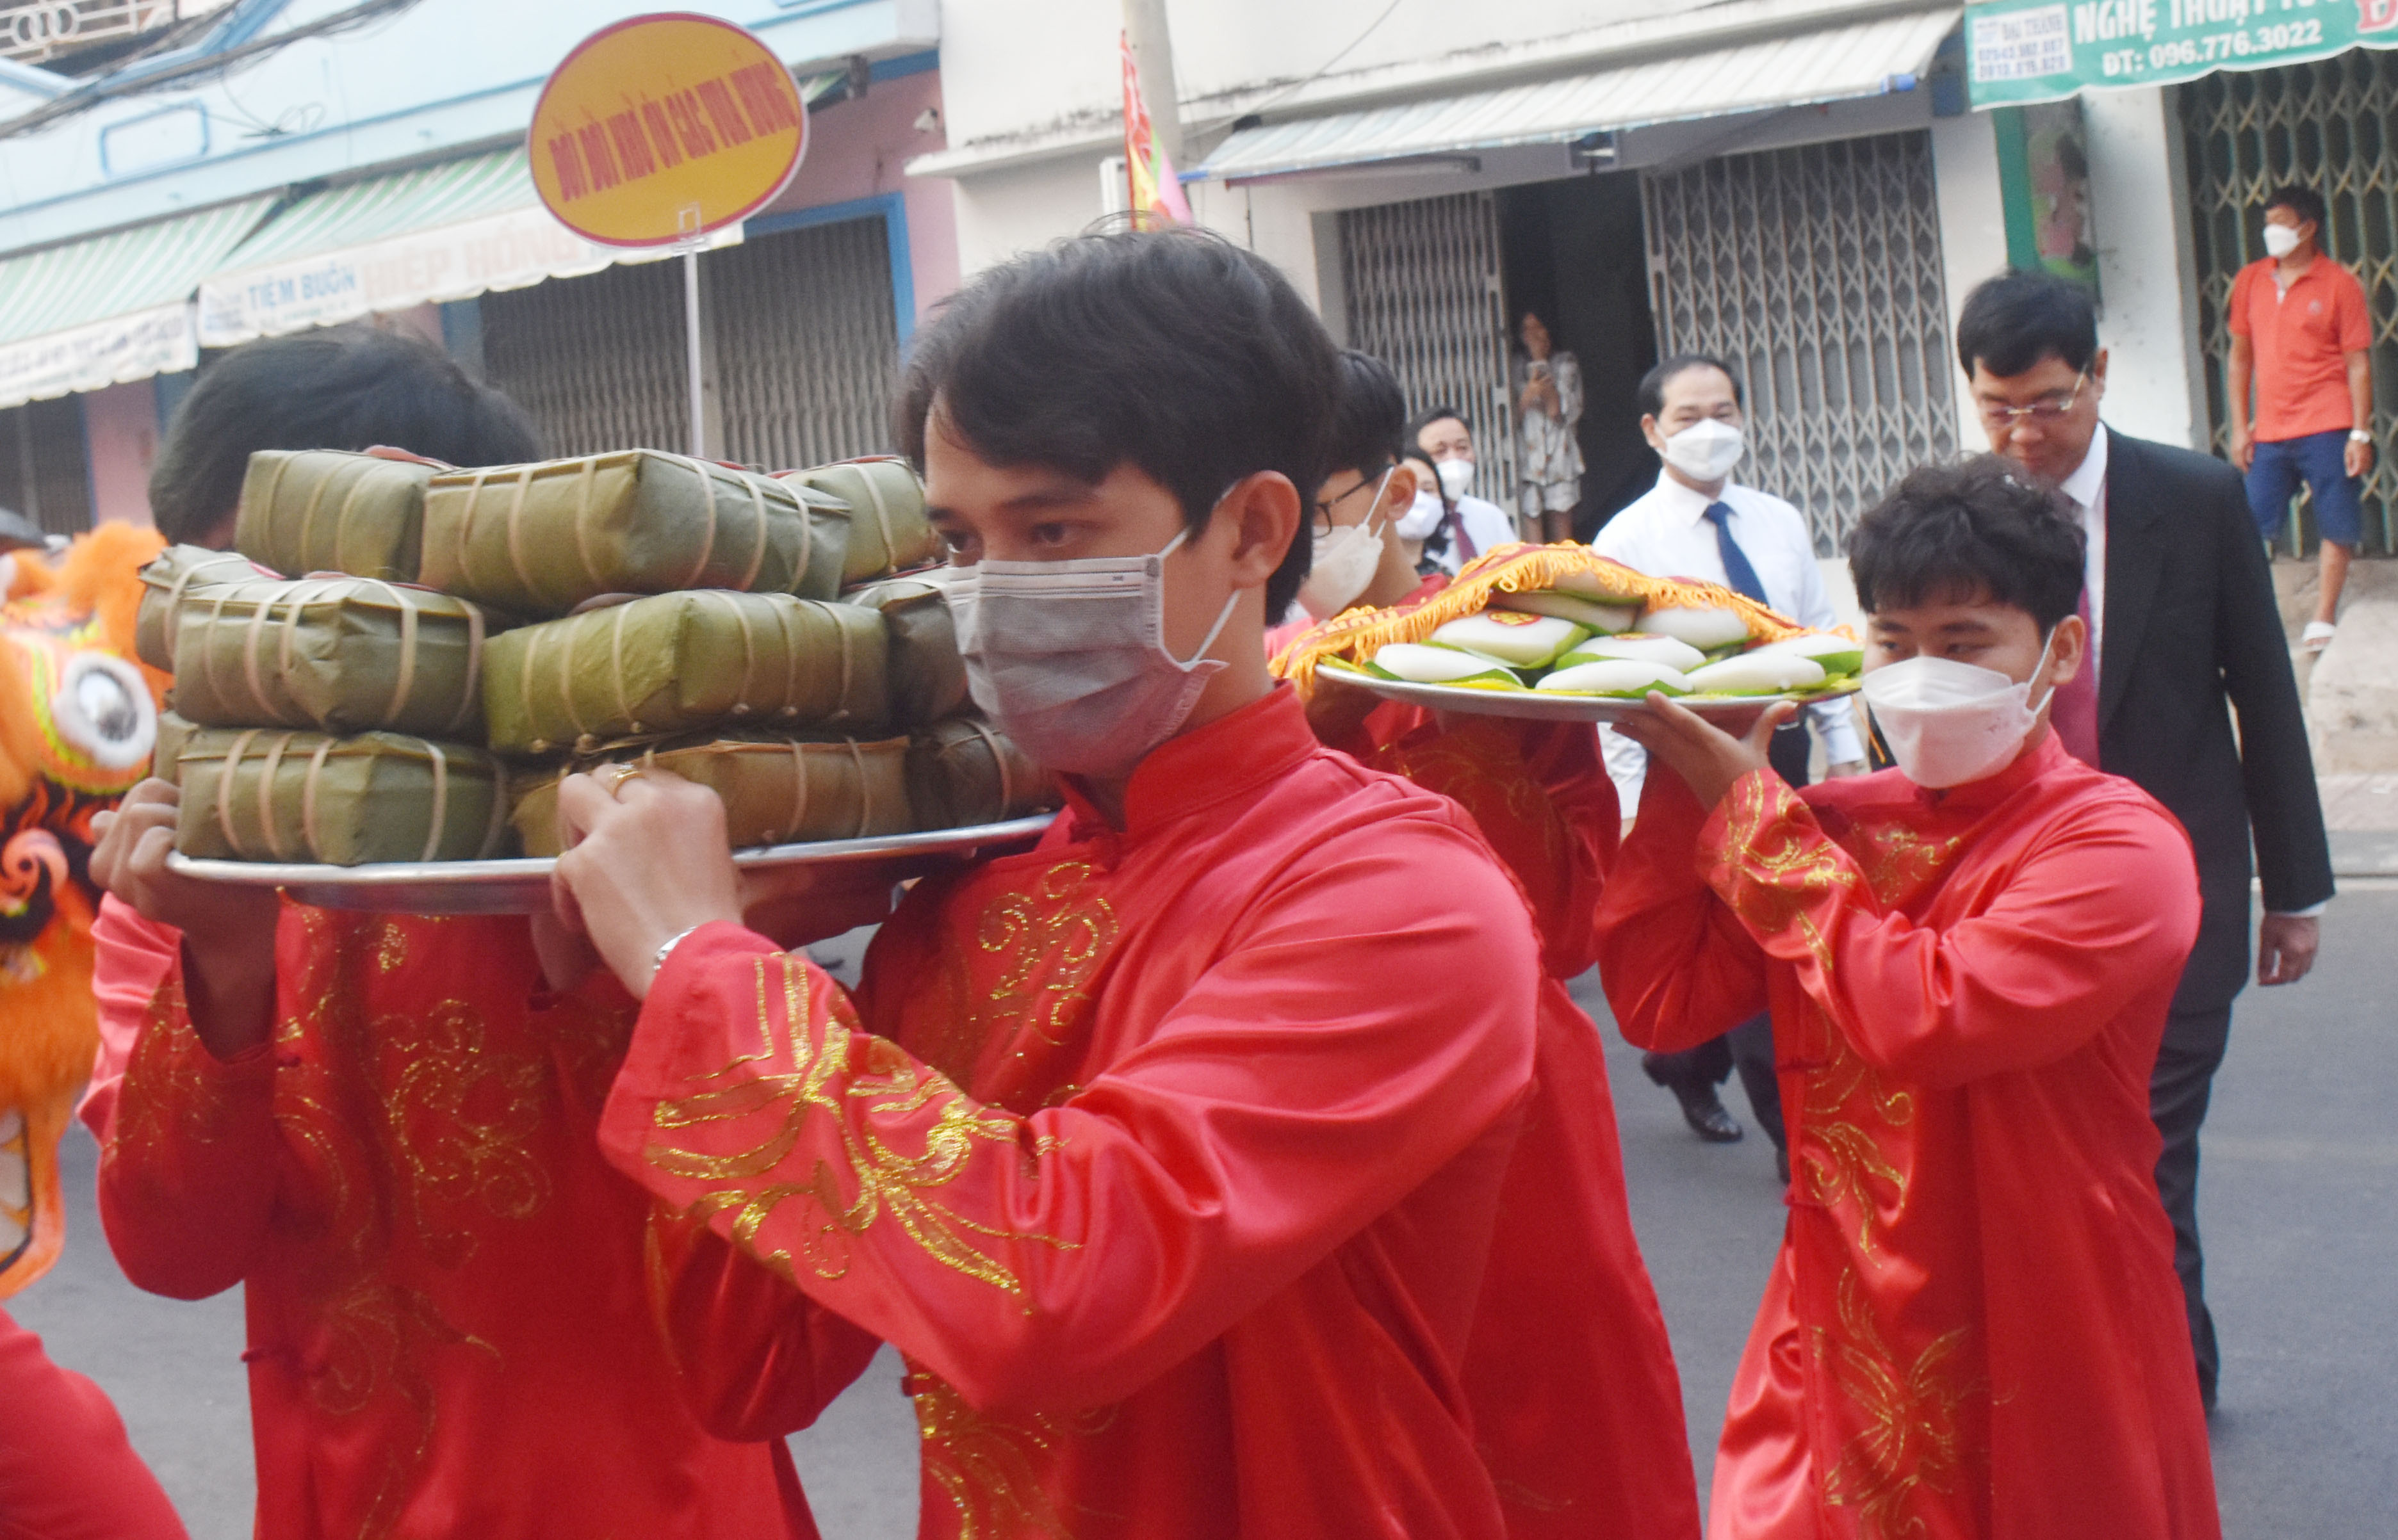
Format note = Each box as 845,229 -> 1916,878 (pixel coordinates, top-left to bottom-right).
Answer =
1310,469 -> 1385,536
1977,370 -> 2089,427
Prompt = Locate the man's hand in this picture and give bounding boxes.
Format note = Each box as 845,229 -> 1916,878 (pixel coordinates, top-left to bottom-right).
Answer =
2256,912 -> 2321,986
551,768 -> 744,1000
1612,695 -> 1798,810
89,779 -> 280,1058
2230,426 -> 2256,473
2345,437 -> 2376,479
1300,670 -> 1381,747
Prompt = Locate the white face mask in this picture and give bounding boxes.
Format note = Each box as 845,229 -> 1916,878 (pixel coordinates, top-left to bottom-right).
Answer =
948,522 -> 1239,782
1394,488 -> 1446,540
1435,457 -> 1476,501
1661,419 -> 1745,483
2262,222 -> 2303,258
1860,630 -> 2057,790
1298,469 -> 1393,620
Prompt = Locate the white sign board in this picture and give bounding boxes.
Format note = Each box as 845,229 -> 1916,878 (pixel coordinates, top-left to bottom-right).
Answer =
0,302 -> 194,410
197,204 -> 740,348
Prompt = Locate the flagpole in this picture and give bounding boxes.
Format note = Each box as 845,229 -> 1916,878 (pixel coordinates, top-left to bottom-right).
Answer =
1120,0 -> 1182,170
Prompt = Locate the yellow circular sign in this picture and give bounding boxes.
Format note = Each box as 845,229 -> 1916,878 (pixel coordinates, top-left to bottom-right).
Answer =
530,12 -> 808,248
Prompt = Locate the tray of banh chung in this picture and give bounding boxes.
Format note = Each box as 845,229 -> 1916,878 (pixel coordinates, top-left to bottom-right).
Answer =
147,447 -> 1056,914
1273,542 -> 1863,724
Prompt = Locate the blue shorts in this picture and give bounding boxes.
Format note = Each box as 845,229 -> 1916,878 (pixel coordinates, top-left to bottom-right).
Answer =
2247,428 -> 2363,546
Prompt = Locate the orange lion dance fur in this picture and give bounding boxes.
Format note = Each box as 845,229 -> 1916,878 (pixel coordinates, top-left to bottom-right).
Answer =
0,523 -> 167,1295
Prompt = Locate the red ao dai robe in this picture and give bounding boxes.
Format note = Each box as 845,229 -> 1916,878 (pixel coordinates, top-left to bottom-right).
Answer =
87,902 -> 822,1540
1593,735 -> 2219,1540
1334,702 -> 1702,1540
601,686 -> 1547,1538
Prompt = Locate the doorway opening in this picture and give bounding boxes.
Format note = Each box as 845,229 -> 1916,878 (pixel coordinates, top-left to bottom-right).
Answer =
1497,171 -> 1659,542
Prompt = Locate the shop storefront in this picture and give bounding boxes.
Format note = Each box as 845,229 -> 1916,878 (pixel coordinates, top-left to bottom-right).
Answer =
2179,51 -> 2398,551
1199,5 -> 1965,549
1967,0 -> 2398,551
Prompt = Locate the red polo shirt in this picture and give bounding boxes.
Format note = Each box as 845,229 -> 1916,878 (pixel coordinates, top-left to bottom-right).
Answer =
2229,254 -> 2372,441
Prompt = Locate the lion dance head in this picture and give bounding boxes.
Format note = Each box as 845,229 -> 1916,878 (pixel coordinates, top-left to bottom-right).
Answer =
0,522 -> 165,1294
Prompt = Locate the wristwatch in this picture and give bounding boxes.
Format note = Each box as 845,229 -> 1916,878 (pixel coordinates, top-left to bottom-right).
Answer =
2351,429 -> 2373,442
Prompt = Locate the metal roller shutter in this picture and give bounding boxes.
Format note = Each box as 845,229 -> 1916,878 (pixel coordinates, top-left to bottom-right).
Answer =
480,214 -> 901,470
712,215 -> 901,471
0,397 -> 92,536
1337,191 -> 1519,508
482,258 -> 687,460
1643,130 -> 1957,552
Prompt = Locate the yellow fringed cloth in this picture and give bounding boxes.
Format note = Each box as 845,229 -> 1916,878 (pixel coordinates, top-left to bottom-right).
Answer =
1271,542 -> 1808,696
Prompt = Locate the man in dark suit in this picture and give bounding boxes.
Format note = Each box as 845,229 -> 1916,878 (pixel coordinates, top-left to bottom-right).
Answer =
1953,270 -> 2337,1412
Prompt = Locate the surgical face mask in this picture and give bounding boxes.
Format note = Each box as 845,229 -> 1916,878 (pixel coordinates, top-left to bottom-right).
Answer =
2262,222 -> 2303,258
947,523 -> 1239,782
1660,419 -> 1745,483
1298,470 -> 1392,620
1860,630 -> 2057,789
1394,489 -> 1446,541
1435,457 -> 1476,501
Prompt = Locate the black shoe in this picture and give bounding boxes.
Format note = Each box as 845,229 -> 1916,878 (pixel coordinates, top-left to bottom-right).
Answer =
1672,1085 -> 1744,1143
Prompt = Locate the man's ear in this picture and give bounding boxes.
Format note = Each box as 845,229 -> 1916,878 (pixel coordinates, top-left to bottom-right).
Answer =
1218,471 -> 1301,590
1639,414 -> 1666,453
1378,462 -> 1419,519
2046,612 -> 2090,688
2089,348 -> 2110,393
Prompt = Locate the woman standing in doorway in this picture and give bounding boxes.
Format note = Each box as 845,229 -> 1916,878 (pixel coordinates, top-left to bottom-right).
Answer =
1514,311 -> 1585,542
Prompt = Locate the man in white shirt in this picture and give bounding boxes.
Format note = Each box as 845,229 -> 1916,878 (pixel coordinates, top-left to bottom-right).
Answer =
1407,405 -> 1523,574
1592,353 -> 1867,1162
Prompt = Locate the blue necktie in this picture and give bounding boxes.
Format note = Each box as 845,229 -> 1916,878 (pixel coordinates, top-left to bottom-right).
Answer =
1702,501 -> 1768,604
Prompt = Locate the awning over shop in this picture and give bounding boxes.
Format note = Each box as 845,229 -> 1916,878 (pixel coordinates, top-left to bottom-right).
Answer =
0,195 -> 273,410
1197,6 -> 1961,183
196,148 -> 740,348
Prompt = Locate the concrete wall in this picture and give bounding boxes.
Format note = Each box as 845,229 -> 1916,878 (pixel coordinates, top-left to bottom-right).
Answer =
81,378 -> 156,528
753,69 -> 959,325
2083,86 -> 2209,451
1931,108 -> 2005,451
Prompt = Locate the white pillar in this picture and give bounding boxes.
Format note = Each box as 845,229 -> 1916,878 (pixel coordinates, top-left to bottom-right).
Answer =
2082,86 -> 2209,451
1932,109 -> 2007,452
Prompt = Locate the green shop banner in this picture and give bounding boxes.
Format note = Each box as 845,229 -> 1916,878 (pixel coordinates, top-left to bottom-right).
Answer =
1968,0 -> 2398,106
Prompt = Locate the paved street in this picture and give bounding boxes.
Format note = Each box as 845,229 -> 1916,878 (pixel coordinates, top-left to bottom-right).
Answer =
12,888 -> 2394,1538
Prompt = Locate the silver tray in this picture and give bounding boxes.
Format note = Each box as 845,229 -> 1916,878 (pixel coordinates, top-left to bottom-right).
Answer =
1316,660 -> 1863,724
164,813 -> 1059,916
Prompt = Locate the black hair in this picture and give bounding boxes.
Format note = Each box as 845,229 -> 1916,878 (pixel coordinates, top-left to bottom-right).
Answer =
1408,405 -> 1469,445
148,326 -> 541,545
1325,350 -> 1408,485
1954,270 -> 2098,380
1636,353 -> 1743,418
2264,183 -> 2328,232
1848,455 -> 2086,632
895,227 -> 1339,619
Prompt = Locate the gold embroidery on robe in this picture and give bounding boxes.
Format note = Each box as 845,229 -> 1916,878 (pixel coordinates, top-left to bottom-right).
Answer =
910,1366 -> 1118,1540
1715,775 -> 1860,976
1795,1018 -> 1916,1255
373,1000 -> 551,1265
648,955 -> 1072,1293
1813,1269 -> 1982,1538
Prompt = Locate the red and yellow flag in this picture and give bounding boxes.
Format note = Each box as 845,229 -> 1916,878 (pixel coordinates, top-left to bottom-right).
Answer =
1120,31 -> 1192,227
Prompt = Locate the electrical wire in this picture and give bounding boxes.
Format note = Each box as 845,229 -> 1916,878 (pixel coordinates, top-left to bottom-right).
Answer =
1227,0 -> 1410,124
0,0 -> 420,140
